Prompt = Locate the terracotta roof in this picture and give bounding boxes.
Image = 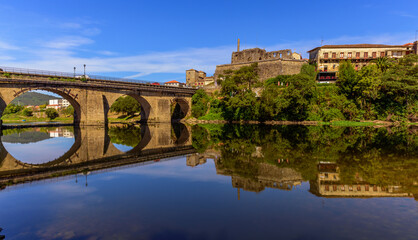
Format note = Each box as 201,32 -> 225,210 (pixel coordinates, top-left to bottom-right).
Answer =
403,43 -> 414,46
308,44 -> 408,52
165,80 -> 180,84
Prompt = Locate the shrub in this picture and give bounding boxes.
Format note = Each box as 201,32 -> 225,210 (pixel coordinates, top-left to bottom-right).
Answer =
22,108 -> 33,117
46,108 -> 59,120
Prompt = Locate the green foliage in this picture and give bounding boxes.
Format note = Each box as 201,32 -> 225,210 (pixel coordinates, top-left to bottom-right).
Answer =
22,107 -> 33,117
110,96 -> 141,116
45,108 -> 59,120
264,75 -> 291,87
192,55 -> 417,122
192,89 -> 210,118
61,105 -> 74,116
2,73 -> 11,78
219,63 -> 261,120
3,104 -> 24,115
336,60 -> 359,99
108,126 -> 142,147
300,63 -> 317,79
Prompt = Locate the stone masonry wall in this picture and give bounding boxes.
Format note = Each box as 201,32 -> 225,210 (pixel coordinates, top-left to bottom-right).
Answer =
214,59 -> 307,82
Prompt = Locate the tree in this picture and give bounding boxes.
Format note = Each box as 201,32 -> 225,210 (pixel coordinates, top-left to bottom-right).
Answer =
191,89 -> 210,118
374,57 -> 392,73
46,108 -> 59,120
219,63 -> 261,120
336,60 -> 359,99
110,96 -> 141,116
300,63 -> 317,79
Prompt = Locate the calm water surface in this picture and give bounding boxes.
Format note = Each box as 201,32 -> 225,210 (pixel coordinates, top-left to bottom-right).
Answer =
0,124 -> 416,240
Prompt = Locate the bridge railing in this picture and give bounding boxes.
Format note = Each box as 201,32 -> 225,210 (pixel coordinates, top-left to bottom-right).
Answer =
0,66 -> 197,89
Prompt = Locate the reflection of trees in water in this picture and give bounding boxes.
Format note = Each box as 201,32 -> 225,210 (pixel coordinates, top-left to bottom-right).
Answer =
108,125 -> 142,147
196,124 -> 418,195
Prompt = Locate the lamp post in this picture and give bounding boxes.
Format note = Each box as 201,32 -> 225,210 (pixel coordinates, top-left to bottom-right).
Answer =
83,64 -> 86,78
73,67 -> 76,78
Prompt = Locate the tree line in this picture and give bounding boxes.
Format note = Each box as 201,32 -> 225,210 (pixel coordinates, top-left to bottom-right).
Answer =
192,54 -> 418,122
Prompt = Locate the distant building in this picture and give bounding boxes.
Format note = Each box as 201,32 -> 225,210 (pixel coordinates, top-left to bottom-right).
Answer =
308,42 -> 418,82
186,69 -> 216,87
164,80 -> 185,87
48,128 -> 74,138
46,99 -> 70,110
214,39 -> 306,82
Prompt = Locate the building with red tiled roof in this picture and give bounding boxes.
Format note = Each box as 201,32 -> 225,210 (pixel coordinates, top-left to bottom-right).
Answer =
164,80 -> 185,87
308,42 -> 418,83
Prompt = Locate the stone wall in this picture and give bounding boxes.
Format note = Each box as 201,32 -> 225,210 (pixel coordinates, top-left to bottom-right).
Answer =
231,48 -> 296,64
214,59 -> 307,82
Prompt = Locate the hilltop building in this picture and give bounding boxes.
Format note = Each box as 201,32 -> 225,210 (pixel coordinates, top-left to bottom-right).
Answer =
185,69 -> 215,87
308,42 -> 418,82
46,99 -> 70,110
214,39 -> 306,82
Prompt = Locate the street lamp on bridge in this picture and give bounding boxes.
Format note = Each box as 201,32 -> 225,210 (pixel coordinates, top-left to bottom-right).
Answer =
83,64 -> 86,78
74,67 -> 76,78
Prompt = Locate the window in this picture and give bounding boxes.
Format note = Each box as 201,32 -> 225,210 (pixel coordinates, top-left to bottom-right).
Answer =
356,52 -> 360,58
324,65 -> 328,72
372,52 -> 377,58
348,52 -> 352,58
339,52 -> 344,58
332,52 -> 336,58
365,185 -> 369,191
364,52 -> 368,58
324,53 -> 328,59
333,185 -> 337,191
380,52 -> 385,57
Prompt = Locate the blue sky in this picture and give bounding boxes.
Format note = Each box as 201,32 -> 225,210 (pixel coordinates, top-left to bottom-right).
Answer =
0,0 -> 417,83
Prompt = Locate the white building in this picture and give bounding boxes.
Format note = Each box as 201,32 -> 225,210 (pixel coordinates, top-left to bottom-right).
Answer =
47,99 -> 70,109
164,80 -> 186,87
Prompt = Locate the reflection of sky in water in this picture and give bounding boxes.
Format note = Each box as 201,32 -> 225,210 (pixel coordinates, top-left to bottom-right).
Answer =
3,137 -> 74,164
113,143 -> 134,152
0,157 -> 417,240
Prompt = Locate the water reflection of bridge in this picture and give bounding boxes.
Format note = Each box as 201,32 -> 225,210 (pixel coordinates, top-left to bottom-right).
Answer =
0,124 -> 194,186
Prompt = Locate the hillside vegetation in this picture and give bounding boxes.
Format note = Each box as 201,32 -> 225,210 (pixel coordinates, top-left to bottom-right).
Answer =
11,92 -> 60,106
192,55 -> 418,123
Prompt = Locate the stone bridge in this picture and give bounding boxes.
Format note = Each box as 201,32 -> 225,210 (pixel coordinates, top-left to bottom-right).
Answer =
0,71 -> 196,125
0,124 -> 194,178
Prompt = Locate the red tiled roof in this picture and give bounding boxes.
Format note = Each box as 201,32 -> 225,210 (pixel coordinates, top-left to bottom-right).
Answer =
308,44 -> 408,52
165,80 -> 180,84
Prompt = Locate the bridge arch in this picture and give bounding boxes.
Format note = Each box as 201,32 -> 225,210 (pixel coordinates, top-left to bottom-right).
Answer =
0,127 -> 82,169
0,88 -> 81,124
171,97 -> 190,121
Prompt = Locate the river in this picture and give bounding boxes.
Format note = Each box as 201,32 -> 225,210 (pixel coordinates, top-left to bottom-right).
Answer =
0,124 -> 416,240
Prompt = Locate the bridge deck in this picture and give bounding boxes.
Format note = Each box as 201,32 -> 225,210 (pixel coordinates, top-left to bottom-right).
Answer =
0,67 -> 197,95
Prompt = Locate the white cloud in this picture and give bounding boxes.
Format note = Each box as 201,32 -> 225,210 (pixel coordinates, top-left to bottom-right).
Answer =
0,40 -> 20,50
43,36 -> 94,49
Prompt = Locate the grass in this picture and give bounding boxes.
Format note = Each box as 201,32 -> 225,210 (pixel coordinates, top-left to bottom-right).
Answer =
1,113 -> 73,123
198,112 -> 224,121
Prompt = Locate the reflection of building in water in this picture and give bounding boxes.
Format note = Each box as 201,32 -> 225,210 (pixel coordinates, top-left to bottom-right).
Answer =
310,162 -> 414,198
48,128 -> 74,138
214,152 -> 303,195
186,154 -> 207,167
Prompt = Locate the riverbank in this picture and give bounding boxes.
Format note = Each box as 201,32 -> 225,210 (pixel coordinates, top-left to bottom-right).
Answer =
1,116 -> 73,124
185,118 -> 416,126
